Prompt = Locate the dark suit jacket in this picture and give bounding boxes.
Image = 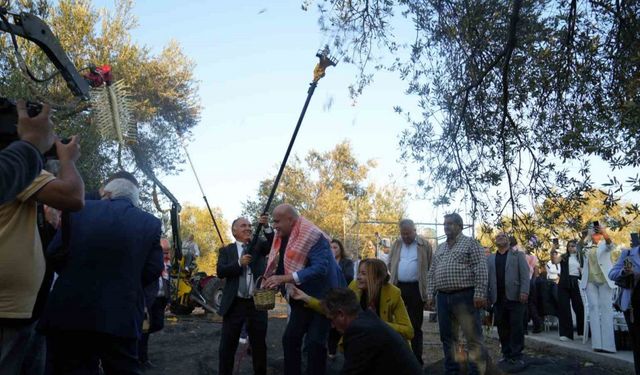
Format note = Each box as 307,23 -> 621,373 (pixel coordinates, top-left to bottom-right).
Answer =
339,258 -> 355,285
217,234 -> 272,316
341,309 -> 422,375
38,198 -> 163,339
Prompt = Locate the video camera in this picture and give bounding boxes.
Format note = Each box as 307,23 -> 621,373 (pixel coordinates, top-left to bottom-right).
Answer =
0,98 -> 70,159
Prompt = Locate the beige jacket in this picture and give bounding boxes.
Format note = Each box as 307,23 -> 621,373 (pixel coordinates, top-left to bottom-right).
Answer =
387,236 -> 433,301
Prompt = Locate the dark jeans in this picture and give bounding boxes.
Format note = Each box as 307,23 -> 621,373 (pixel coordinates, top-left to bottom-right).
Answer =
137,296 -> 167,364
526,277 -> 543,332
138,333 -> 150,363
397,281 -> 424,365
539,279 -> 559,317
219,298 -> 268,375
47,331 -> 140,375
283,299 -> 330,375
436,288 -> 487,375
0,320 -> 39,374
327,328 -> 340,356
624,309 -> 640,375
23,327 -> 47,375
495,300 -> 526,360
558,276 -> 584,339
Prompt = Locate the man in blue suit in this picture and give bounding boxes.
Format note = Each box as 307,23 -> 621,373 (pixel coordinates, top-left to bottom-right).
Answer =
38,172 -> 163,375
262,204 -> 340,375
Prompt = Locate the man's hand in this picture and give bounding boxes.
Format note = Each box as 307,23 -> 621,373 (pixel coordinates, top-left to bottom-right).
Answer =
425,298 -> 435,311
258,214 -> 269,226
519,293 -> 529,304
473,297 -> 487,309
240,254 -> 252,267
16,101 -> 55,154
55,135 -> 81,163
262,275 -> 292,289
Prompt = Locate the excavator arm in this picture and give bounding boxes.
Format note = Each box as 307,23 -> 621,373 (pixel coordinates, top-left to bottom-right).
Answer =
0,8 -> 90,99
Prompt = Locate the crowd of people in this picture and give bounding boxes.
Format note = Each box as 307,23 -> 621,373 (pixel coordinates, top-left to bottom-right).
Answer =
2,102 -> 640,375
215,211 -> 640,375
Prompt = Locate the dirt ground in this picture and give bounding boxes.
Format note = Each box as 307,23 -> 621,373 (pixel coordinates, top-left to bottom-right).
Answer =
144,304 -> 630,375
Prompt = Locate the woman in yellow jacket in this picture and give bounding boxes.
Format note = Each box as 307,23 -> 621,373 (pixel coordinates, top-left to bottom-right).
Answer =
290,258 -> 414,342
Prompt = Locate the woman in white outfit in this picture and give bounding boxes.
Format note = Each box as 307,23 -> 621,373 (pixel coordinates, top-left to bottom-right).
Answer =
579,224 -> 617,353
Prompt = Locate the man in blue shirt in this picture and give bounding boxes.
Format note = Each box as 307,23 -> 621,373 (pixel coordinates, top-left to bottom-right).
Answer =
609,243 -> 640,374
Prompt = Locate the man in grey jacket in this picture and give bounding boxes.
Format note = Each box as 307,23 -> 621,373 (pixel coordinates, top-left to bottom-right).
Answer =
487,232 -> 530,370
387,219 -> 433,365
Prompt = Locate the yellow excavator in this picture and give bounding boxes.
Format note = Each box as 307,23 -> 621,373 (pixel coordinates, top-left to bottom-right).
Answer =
138,152 -> 225,316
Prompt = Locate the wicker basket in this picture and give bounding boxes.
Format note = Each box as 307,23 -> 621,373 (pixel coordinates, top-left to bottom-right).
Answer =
252,276 -> 276,311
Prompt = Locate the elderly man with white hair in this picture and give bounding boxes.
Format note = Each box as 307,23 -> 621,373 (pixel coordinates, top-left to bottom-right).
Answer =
38,171 -> 163,375
387,218 -> 433,365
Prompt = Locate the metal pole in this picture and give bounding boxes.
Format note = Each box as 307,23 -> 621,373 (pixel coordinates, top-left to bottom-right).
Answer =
180,138 -> 225,246
247,47 -> 337,257
248,81 -> 318,254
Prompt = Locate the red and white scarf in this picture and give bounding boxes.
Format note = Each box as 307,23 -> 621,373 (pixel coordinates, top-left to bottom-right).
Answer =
264,216 -> 328,277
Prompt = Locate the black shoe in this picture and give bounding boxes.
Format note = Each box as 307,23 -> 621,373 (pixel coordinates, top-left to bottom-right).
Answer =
497,358 -> 528,374
506,359 -> 528,373
141,361 -> 156,370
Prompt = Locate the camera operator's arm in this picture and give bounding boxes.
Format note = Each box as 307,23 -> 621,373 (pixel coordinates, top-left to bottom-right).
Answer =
0,101 -> 55,204
33,136 -> 84,211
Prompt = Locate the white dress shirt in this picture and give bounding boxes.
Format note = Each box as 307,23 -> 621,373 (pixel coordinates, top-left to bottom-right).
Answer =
397,241 -> 419,282
236,242 -> 254,297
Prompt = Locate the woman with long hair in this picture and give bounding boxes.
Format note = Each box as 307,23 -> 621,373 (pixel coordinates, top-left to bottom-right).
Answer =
554,240 -> 584,341
290,258 -> 414,343
331,239 -> 354,285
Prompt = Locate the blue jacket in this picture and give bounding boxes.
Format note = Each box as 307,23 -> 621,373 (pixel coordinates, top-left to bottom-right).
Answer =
296,236 -> 341,299
38,198 -> 163,339
609,246 -> 640,311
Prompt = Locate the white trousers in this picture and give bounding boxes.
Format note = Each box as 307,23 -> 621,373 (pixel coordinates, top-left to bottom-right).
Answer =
586,282 -> 616,352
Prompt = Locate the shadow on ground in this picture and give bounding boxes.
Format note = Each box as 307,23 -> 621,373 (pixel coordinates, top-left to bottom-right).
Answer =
144,313 -> 629,375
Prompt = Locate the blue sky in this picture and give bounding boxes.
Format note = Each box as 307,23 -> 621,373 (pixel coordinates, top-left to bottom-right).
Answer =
90,0 -> 638,238
92,0 -> 442,228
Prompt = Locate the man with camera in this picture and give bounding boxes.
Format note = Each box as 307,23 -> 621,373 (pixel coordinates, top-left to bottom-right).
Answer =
0,100 -> 55,204
0,102 -> 84,372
